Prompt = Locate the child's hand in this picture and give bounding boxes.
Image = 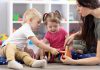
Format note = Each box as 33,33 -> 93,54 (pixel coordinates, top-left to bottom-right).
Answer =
50,47 -> 59,55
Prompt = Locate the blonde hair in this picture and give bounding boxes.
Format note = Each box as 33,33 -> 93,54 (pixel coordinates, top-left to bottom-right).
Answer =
23,8 -> 42,23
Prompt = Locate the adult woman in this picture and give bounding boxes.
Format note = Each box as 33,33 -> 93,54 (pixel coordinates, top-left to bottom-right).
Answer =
61,0 -> 100,65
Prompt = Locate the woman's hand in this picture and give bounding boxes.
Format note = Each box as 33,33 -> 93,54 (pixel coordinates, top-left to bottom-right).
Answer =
60,55 -> 74,64
65,34 -> 76,46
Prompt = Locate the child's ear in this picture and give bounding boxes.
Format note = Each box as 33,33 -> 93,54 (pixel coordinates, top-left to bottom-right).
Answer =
30,18 -> 33,22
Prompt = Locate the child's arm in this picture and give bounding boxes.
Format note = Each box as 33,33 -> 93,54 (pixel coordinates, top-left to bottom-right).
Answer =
29,36 -> 59,55
42,38 -> 50,46
37,38 -> 50,60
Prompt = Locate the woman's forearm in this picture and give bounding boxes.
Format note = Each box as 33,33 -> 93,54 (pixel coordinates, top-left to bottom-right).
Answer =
72,57 -> 100,65
74,30 -> 81,37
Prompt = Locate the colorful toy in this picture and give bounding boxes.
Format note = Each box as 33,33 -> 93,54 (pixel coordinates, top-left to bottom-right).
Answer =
0,34 -> 8,41
47,47 -> 72,63
0,56 -> 7,65
59,47 -> 72,57
0,40 -> 2,45
47,52 -> 54,63
65,47 -> 72,57
13,13 -> 19,21
71,50 -> 96,59
78,53 -> 96,59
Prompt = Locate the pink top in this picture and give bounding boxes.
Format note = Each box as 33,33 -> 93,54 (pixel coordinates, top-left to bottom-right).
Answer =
44,28 -> 67,51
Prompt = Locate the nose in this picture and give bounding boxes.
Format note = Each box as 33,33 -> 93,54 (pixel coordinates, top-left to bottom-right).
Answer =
38,23 -> 41,27
76,6 -> 79,12
77,7 -> 81,15
51,27 -> 56,31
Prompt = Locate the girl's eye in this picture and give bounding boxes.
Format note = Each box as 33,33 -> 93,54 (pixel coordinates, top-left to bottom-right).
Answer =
54,26 -> 57,28
49,26 -> 52,28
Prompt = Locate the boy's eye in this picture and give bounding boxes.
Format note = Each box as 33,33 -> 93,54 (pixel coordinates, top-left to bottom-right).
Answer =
38,21 -> 41,24
49,26 -> 52,28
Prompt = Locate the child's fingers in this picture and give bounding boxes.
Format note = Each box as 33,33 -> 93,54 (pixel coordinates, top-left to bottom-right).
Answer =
52,48 -> 59,55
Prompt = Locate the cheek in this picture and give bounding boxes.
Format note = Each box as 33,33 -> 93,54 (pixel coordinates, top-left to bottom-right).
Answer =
56,27 -> 60,30
81,10 -> 88,16
79,8 -> 84,13
81,8 -> 90,16
46,26 -> 49,30
47,27 -> 51,30
47,27 -> 51,31
31,24 -> 37,28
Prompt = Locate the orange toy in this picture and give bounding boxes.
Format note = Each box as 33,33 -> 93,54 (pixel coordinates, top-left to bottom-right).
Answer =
65,47 -> 72,57
59,47 -> 72,58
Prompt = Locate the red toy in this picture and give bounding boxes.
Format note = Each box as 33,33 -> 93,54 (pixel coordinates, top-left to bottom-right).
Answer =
0,40 -> 2,45
59,51 -> 66,59
59,48 -> 72,59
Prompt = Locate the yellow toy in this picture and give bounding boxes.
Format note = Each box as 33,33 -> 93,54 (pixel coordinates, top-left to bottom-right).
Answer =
0,34 -> 8,41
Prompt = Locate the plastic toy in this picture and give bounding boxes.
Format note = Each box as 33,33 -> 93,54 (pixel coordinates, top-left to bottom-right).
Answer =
0,40 -> 2,45
13,13 -> 19,21
78,53 -> 96,59
47,52 -> 54,63
46,46 -> 72,62
0,34 -> 8,41
0,56 -> 7,65
71,50 -> 96,59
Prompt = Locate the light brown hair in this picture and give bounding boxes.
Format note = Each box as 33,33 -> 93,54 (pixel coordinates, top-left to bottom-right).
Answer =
43,10 -> 62,25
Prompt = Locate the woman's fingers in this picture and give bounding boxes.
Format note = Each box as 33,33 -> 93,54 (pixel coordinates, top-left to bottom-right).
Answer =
60,56 -> 65,62
67,38 -> 72,45
67,36 -> 74,45
61,55 -> 74,64
60,55 -> 66,61
65,38 -> 70,45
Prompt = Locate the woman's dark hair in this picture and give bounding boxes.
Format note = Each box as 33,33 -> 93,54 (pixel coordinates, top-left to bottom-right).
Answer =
77,0 -> 100,53
43,10 -> 62,25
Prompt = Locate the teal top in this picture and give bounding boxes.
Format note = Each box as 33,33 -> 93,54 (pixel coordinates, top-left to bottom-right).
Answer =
82,18 -> 100,53
94,18 -> 100,40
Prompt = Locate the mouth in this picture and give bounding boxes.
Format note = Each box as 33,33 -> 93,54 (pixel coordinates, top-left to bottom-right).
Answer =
37,26 -> 40,29
51,30 -> 56,33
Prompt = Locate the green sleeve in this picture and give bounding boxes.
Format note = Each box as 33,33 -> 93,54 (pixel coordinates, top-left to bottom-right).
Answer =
96,20 -> 100,40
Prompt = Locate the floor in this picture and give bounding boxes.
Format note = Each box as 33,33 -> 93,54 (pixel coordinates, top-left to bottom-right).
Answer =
0,63 -> 100,70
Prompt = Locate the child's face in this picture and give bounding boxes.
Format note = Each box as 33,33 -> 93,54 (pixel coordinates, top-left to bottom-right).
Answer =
46,21 -> 60,33
30,17 -> 41,31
